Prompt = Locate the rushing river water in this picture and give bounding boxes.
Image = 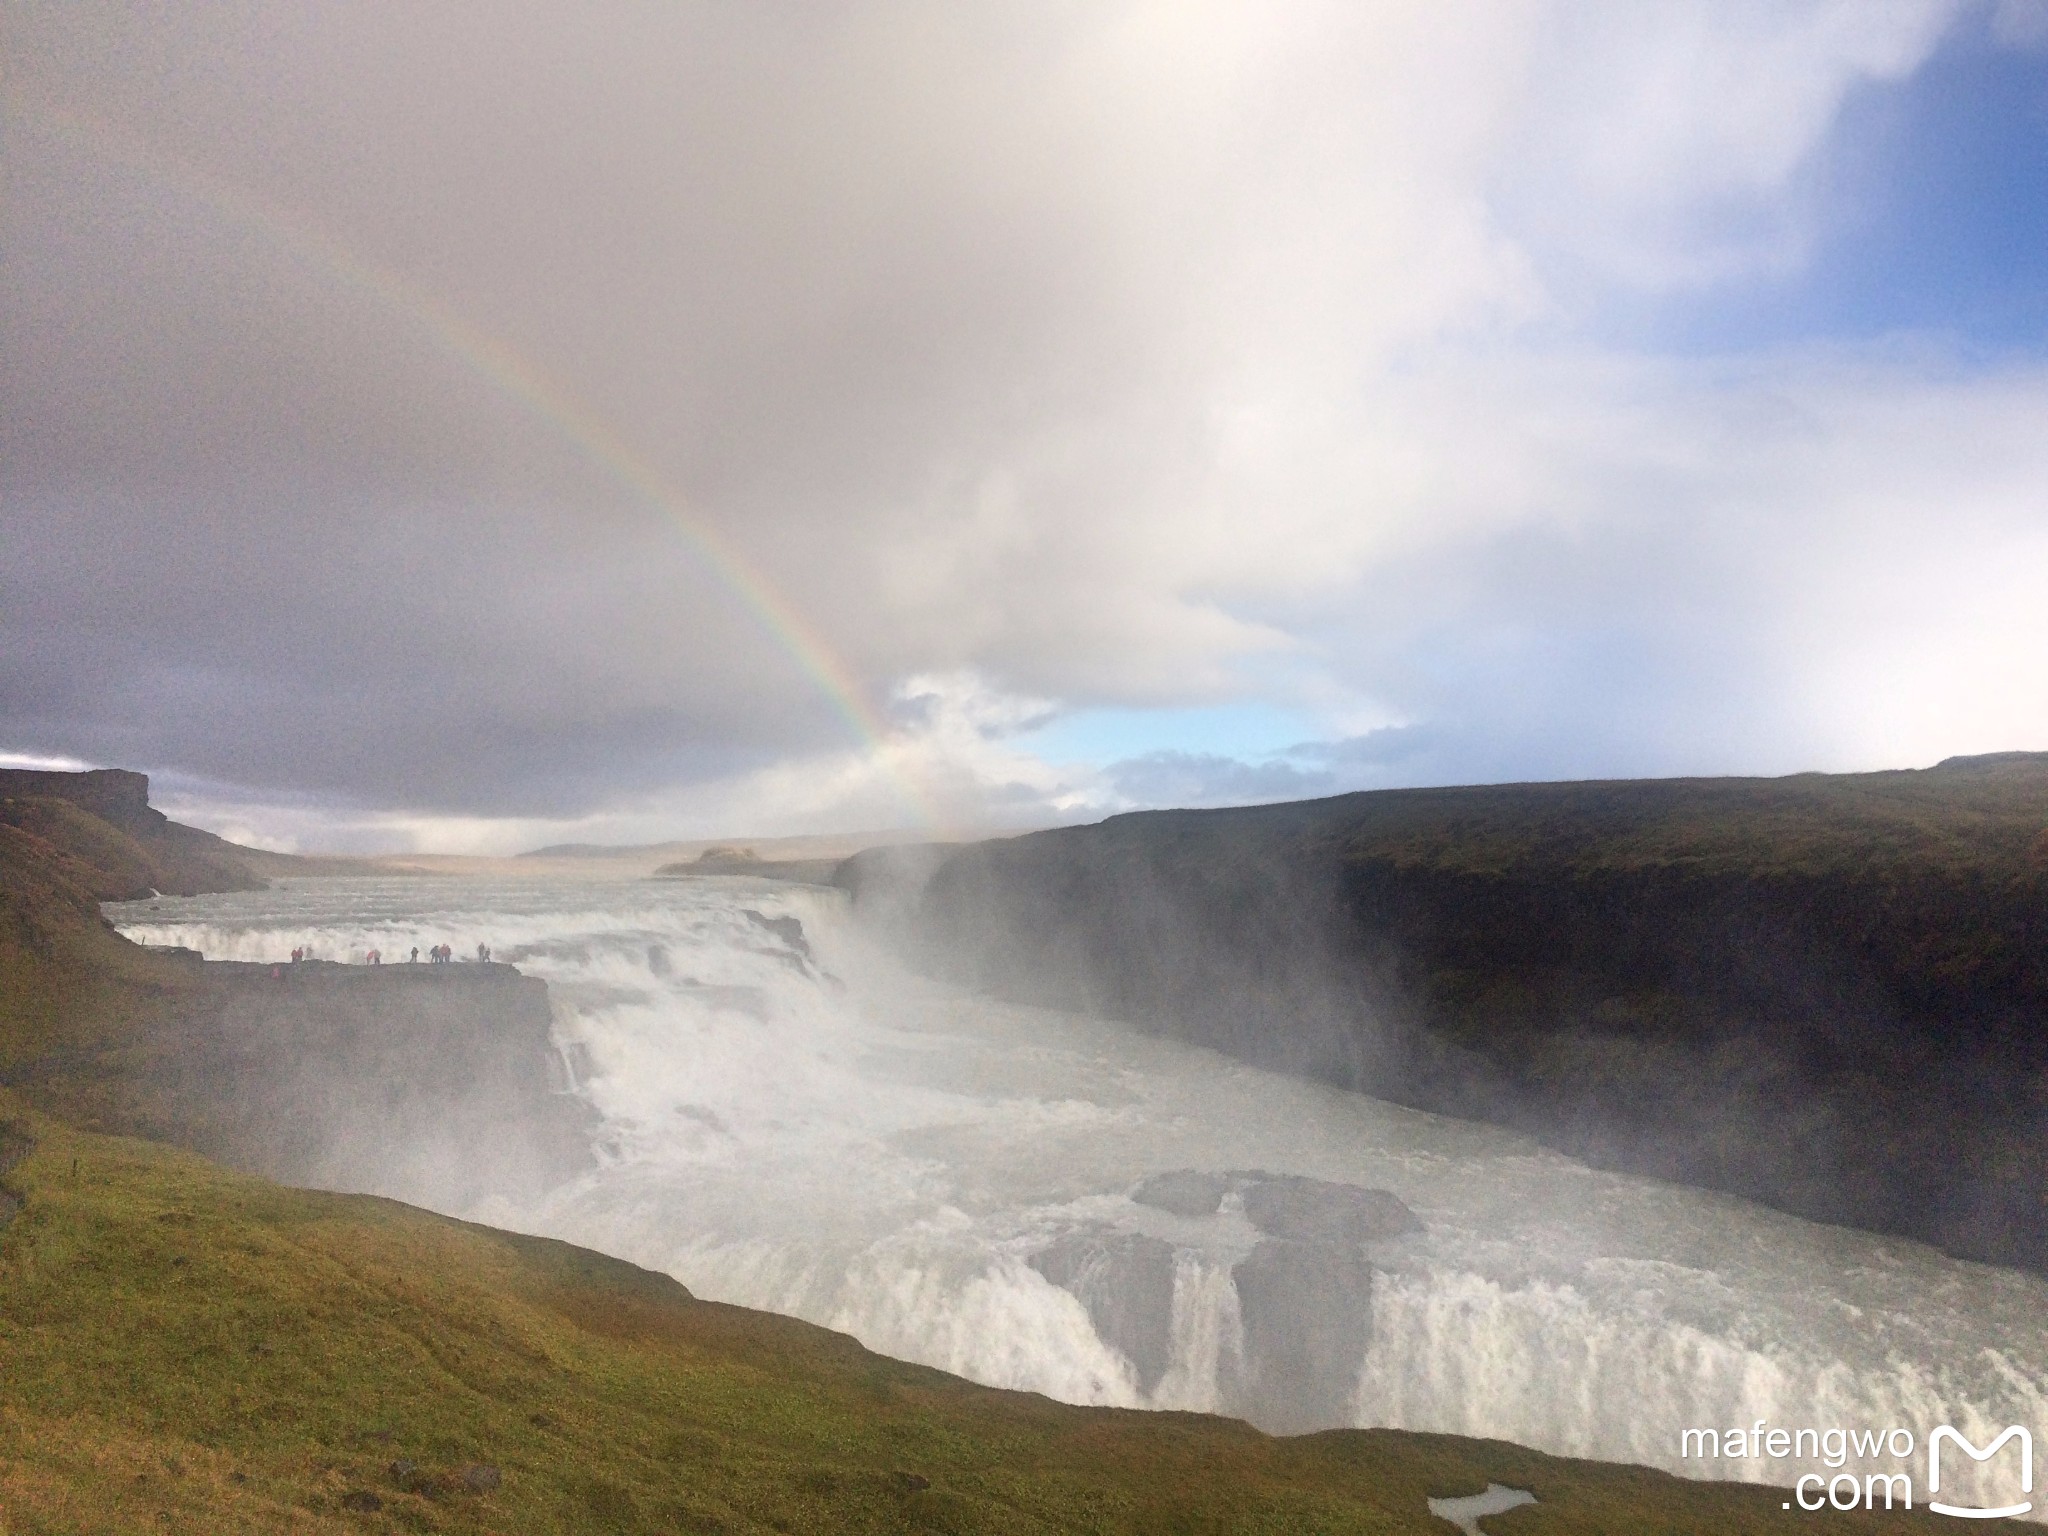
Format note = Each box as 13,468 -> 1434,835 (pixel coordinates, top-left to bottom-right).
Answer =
110,874 -> 2046,1512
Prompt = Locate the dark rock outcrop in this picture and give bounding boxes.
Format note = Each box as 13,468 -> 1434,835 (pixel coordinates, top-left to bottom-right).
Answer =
1233,1172 -> 1422,1245
1029,1225 -> 1178,1393
1230,1237 -> 1377,1433
1226,1177 -> 1414,1432
1132,1168 -> 1422,1244
743,910 -> 813,962
1131,1169 -> 1229,1217
1113,1171 -> 1416,1422
0,768 -> 160,836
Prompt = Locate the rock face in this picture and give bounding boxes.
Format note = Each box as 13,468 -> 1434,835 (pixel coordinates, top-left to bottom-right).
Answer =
1230,1238 -> 1377,1433
1132,1168 -> 1421,1242
1223,1172 -> 1416,1431
156,960 -> 596,1211
742,910 -> 813,963
1037,1171 -> 1420,1426
0,768 -> 158,834
1233,1172 -> 1423,1245
1028,1225 -> 1178,1393
1131,1169 -> 1228,1217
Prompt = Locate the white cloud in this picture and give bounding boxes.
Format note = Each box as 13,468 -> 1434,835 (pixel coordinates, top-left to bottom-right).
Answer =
8,0 -> 2041,849
1496,0 -> 1961,287
0,750 -> 98,772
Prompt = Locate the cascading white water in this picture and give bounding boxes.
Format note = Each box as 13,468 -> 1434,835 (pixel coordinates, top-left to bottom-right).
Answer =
110,874 -> 2047,1514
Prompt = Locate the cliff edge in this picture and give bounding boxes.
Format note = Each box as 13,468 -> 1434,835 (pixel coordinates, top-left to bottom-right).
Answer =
0,766 -> 267,898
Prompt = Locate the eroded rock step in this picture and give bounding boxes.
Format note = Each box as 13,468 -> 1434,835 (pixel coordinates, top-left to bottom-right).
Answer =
1034,1170 -> 1421,1430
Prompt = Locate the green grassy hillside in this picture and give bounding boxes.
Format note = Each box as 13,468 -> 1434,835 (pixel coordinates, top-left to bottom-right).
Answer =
0,1102 -> 1964,1535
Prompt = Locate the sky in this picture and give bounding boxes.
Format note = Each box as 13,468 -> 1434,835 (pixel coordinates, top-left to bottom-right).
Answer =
4,1 -> 2048,852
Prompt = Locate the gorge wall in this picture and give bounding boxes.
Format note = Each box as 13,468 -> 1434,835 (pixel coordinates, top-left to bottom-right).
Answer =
838,752 -> 2048,1272
0,768 -> 592,1210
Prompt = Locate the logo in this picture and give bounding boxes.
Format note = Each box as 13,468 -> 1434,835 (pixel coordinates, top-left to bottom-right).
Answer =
1929,1425 -> 2032,1520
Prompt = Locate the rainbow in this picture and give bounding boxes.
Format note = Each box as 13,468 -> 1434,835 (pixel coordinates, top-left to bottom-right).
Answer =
9,95 -> 938,829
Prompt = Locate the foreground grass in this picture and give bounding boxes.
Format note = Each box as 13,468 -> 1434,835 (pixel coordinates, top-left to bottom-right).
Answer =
0,1100 -> 1970,1535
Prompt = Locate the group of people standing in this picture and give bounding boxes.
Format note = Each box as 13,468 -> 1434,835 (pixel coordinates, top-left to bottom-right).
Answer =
278,942 -> 492,966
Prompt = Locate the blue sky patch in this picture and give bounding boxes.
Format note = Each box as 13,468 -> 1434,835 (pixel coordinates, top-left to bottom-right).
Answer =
1615,18 -> 2048,357
1015,701 -> 1323,768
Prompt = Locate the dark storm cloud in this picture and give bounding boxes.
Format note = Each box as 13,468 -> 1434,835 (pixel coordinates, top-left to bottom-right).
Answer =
2,2 -> 1126,816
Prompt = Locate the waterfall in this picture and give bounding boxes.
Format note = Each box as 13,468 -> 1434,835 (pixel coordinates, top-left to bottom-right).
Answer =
112,873 -> 2047,1516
